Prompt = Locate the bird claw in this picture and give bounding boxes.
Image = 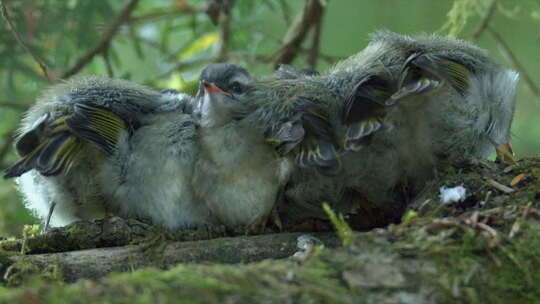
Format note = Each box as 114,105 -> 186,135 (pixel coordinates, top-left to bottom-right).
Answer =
245,217 -> 267,235
270,207 -> 283,231
496,142 -> 514,164
245,206 -> 283,235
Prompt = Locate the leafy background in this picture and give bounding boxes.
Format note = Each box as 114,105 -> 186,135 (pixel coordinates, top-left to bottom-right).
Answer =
0,0 -> 539,236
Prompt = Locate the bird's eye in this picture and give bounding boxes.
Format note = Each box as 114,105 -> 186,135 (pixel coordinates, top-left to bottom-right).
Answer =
230,81 -> 243,94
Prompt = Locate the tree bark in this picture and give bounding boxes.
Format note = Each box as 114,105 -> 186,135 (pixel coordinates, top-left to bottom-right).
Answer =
4,232 -> 340,283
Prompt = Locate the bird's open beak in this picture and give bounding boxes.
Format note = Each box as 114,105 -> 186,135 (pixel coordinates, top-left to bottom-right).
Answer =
202,80 -> 231,96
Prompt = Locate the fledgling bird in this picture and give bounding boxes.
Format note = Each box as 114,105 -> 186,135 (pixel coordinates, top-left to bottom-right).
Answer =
246,31 -> 519,229
5,64 -> 289,232
94,64 -> 290,231
4,76 -> 207,229
192,63 -> 290,230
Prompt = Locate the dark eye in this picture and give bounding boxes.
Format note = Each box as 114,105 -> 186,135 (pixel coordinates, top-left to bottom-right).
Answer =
230,81 -> 243,94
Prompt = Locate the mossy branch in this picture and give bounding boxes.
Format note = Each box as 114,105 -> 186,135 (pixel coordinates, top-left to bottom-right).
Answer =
1,230 -> 340,283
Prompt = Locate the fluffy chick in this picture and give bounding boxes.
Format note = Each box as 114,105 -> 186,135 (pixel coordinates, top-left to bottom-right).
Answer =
246,31 -> 519,228
4,76 -> 207,229
192,63 -> 290,230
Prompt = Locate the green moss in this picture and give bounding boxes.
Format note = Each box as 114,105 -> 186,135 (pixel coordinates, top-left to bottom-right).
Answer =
0,251 -> 11,267
0,250 -> 15,285
395,201 -> 540,304
401,210 -> 418,226
3,258 -> 41,287
527,168 -> 540,200
0,255 -> 357,303
0,239 -> 22,253
389,158 -> 540,302
323,203 -> 354,246
429,223 -> 540,303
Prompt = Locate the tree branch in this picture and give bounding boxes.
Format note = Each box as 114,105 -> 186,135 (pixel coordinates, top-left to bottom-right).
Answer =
5,232 -> 340,283
471,0 -> 498,40
216,6 -> 232,61
128,6 -> 200,24
271,0 -> 324,69
487,27 -> 540,97
306,3 -> 324,70
153,58 -> 212,81
0,0 -> 53,83
61,0 -> 140,79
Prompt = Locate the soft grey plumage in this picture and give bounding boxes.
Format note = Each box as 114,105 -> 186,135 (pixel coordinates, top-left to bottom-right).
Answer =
243,31 -> 519,228
4,76 -> 207,229
193,63 -> 290,229
98,89 -> 208,230
6,64 -> 289,231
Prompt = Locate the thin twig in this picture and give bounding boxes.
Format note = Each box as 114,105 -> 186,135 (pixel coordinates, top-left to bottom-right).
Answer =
272,0 -> 324,69
471,0 -> 498,40
216,5 -> 232,61
486,248 -> 502,267
128,7 -> 200,24
487,178 -> 514,193
153,58 -> 211,81
61,0 -> 140,79
0,0 -> 53,83
306,2 -> 324,69
487,27 -> 540,97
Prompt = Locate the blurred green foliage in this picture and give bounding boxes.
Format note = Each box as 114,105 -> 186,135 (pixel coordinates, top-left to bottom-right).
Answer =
0,0 -> 539,236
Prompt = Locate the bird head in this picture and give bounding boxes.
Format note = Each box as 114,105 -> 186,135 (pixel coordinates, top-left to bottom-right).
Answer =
196,63 -> 253,128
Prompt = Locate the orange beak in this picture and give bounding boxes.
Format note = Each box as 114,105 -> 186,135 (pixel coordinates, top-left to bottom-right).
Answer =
202,80 -> 229,96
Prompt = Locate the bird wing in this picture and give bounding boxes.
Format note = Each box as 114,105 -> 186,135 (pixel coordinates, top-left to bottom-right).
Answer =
14,113 -> 50,157
263,96 -> 341,175
4,78 -> 185,179
390,52 -> 471,103
65,103 -> 128,155
5,103 -> 128,179
4,116 -> 84,178
295,108 -> 341,174
342,74 -> 394,152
